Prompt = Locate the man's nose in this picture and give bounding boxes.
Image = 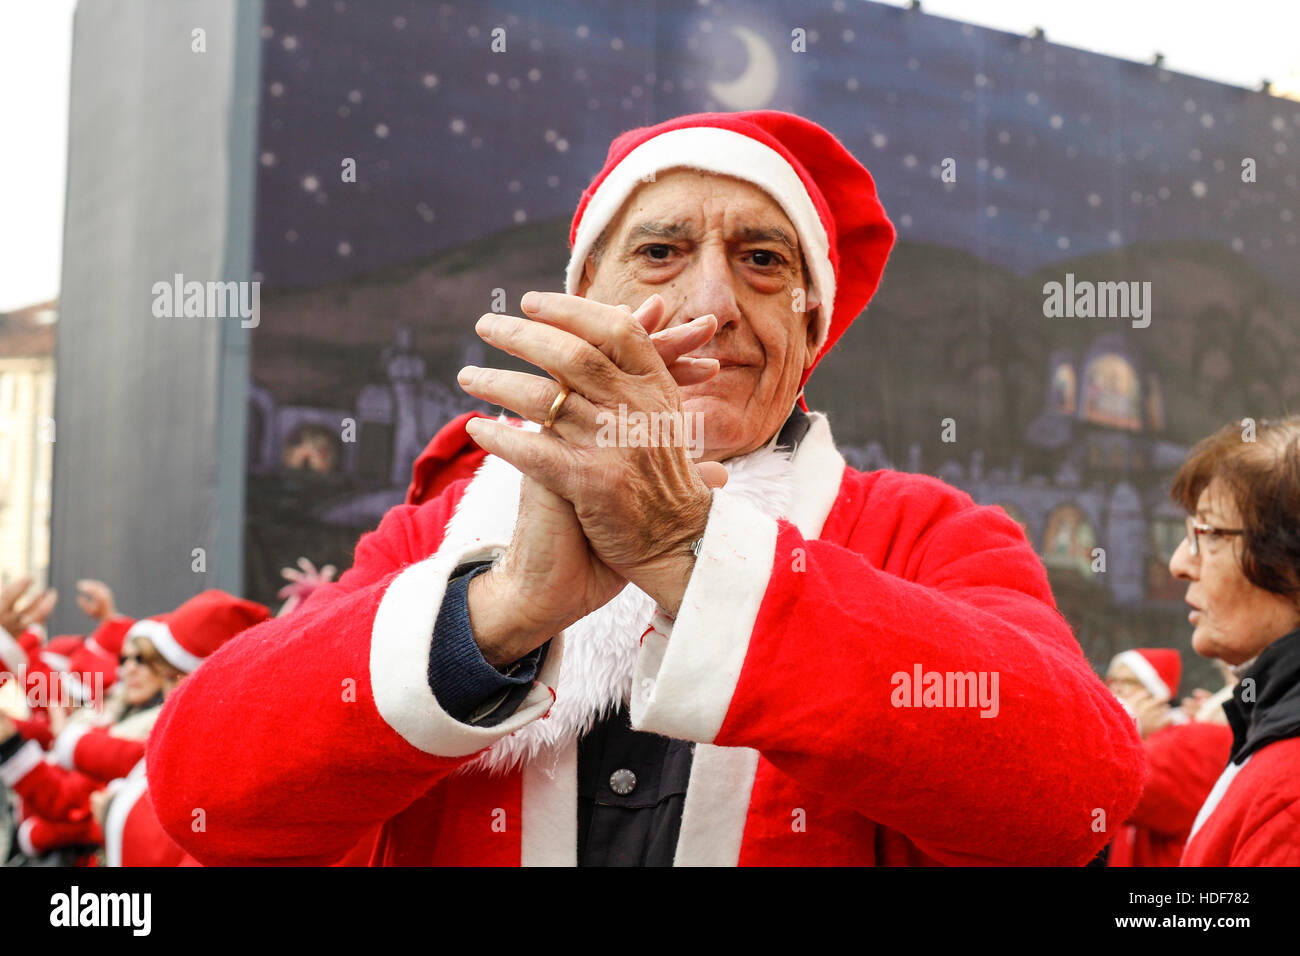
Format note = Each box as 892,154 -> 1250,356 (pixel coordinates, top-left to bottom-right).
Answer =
1169,537 -> 1197,581
678,244 -> 742,331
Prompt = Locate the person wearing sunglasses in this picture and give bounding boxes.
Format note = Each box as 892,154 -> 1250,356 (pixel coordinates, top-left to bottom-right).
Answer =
1167,416 -> 1300,865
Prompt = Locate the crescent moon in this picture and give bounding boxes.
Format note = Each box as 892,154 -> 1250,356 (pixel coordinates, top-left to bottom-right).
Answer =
708,26 -> 778,110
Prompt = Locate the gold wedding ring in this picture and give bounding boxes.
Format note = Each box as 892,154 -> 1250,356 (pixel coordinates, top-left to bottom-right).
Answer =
543,386 -> 571,430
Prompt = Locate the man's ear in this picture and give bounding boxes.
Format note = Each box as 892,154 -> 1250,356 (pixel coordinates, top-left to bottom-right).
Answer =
802,286 -> 822,370
577,256 -> 596,297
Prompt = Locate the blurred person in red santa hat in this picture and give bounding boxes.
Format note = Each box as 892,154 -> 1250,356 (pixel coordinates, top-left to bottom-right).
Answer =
1104,648 -> 1232,866
1,590 -> 268,865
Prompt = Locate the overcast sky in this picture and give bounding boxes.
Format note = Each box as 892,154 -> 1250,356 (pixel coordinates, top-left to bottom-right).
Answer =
1,0 -> 1298,313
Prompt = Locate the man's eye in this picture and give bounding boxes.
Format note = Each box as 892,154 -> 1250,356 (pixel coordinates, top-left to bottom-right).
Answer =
748,250 -> 784,268
643,244 -> 673,260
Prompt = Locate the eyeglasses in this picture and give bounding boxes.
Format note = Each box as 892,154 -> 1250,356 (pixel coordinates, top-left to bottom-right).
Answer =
1185,516 -> 1244,557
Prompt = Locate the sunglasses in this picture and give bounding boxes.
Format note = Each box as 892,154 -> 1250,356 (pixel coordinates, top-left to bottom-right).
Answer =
121,652 -> 159,669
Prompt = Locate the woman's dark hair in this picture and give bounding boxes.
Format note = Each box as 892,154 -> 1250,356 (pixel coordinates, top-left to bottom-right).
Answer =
1170,416 -> 1300,604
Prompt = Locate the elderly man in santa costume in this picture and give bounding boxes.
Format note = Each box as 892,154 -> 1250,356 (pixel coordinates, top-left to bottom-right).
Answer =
149,110 -> 1144,866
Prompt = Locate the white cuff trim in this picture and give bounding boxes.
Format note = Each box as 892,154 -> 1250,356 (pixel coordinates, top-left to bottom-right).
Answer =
370,539 -> 564,758
0,625 -> 27,678
50,721 -> 93,770
39,651 -> 70,672
17,817 -> 39,857
0,738 -> 47,787
630,492 -> 776,743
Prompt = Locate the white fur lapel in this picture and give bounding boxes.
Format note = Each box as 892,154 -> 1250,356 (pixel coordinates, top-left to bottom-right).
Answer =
440,416 -> 805,774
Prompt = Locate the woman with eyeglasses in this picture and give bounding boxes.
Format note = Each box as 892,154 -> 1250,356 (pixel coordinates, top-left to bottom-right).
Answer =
1166,416 -> 1300,865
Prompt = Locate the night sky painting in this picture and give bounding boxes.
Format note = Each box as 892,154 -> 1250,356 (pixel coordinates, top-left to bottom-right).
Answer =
254,0 -> 1299,293
247,0 -> 1300,687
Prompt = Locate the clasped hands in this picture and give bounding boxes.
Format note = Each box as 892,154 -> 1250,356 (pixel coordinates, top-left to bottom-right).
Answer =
455,292 -> 727,668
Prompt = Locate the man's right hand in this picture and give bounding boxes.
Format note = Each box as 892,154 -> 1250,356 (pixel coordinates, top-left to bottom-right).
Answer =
464,294 -> 728,668
468,474 -> 625,668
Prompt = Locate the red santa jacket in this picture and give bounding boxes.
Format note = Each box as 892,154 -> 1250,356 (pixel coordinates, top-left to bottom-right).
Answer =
50,723 -> 147,783
1,707 -> 159,824
96,761 -> 196,867
148,411 -> 1144,866
1181,735 -> 1300,865
1,739 -> 100,823
1108,721 -> 1233,867
15,814 -> 102,861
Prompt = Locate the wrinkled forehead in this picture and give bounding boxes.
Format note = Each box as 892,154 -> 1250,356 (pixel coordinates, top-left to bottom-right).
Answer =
608,167 -> 799,241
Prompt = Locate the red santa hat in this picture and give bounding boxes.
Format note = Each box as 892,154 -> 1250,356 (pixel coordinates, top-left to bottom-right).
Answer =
84,616 -> 134,660
566,110 -> 896,403
63,617 -> 137,701
36,634 -> 85,674
65,643 -> 120,704
1112,648 -> 1182,703
126,590 -> 270,674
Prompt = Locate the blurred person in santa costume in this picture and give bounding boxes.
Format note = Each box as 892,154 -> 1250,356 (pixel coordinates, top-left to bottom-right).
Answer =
149,110 -> 1143,867
0,590 -> 269,864
1104,648 -> 1232,866
1167,417 -> 1300,865
0,579 -> 131,749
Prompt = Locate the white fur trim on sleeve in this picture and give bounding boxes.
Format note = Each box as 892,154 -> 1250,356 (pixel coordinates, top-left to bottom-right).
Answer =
39,651 -> 70,672
49,721 -> 92,771
630,492 -> 777,743
369,541 -> 565,758
0,625 -> 27,678
16,816 -> 39,857
0,739 -> 47,787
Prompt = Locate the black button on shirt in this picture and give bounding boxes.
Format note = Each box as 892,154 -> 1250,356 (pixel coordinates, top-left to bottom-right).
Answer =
577,706 -> 695,866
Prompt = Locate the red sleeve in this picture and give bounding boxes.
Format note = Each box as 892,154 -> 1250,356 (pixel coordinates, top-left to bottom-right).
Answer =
8,751 -> 100,823
630,467 -> 1146,865
1128,722 -> 1233,835
13,716 -> 54,750
70,729 -> 148,783
148,477 -> 562,866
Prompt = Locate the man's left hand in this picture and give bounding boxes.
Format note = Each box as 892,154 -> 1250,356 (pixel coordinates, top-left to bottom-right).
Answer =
458,292 -> 722,614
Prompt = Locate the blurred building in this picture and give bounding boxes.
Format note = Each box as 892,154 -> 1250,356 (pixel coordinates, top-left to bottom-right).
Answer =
0,300 -> 56,590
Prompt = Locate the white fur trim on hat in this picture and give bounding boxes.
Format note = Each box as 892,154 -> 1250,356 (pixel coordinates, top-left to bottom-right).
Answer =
128,619 -> 204,674
1113,649 -> 1171,702
565,126 -> 836,351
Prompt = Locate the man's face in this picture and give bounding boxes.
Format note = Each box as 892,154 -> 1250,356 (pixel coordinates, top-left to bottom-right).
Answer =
1104,662 -> 1152,709
578,168 -> 819,462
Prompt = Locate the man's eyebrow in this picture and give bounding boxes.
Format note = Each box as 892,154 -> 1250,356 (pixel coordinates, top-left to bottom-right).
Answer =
625,221 -> 696,244
735,225 -> 797,255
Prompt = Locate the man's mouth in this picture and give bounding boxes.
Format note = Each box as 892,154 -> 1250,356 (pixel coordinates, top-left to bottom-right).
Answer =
690,354 -> 751,368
